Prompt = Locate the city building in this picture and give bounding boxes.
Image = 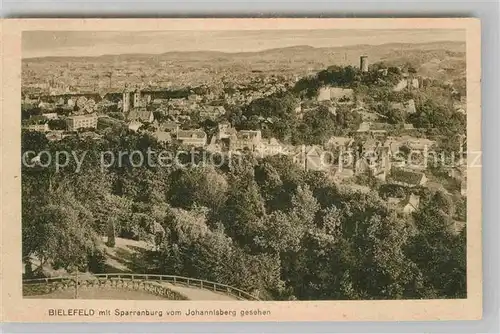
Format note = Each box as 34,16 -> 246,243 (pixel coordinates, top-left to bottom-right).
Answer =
23,123 -> 50,132
122,88 -> 145,113
66,114 -> 98,131
163,121 -> 180,133
176,129 -> 207,147
317,87 -> 354,102
42,112 -> 59,120
127,108 -> 154,123
230,130 -> 262,151
256,138 -> 283,156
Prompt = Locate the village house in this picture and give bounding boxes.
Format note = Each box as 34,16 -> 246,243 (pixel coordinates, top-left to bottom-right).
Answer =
153,130 -> 172,144
41,112 -> 59,120
393,76 -> 420,92
402,194 -> 421,213
293,145 -> 332,172
403,123 -> 415,130
55,97 -> 65,106
255,138 -> 283,157
390,99 -> 417,116
205,138 -> 224,153
406,99 -> 417,114
38,101 -> 56,110
383,136 -> 435,157
67,97 -> 76,108
352,144 -> 391,179
162,121 -> 180,133
389,168 -> 428,187
357,122 -> 371,132
326,136 -> 354,150
387,193 -> 421,214
79,132 -> 103,141
128,120 -> 143,132
76,96 -> 88,109
94,99 -> 116,113
357,122 -> 390,134
216,122 -> 234,140
45,131 -> 64,142
199,105 -> 226,120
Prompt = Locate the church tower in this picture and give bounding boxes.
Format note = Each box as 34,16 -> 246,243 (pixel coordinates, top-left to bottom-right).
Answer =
122,90 -> 131,113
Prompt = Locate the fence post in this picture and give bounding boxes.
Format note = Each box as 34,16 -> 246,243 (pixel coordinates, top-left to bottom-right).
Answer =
187,278 -> 189,286
214,284 -> 216,291
200,281 -> 203,289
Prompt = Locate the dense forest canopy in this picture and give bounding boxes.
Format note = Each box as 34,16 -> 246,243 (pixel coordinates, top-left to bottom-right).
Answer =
22,124 -> 466,300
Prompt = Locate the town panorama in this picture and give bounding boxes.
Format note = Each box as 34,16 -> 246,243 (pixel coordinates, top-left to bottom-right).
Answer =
21,31 -> 467,301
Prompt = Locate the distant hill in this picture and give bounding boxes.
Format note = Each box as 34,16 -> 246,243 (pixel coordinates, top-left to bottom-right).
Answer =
22,41 -> 465,89
23,41 -> 465,65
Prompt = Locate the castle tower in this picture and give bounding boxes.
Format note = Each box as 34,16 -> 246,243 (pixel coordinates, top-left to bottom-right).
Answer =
360,55 -> 369,72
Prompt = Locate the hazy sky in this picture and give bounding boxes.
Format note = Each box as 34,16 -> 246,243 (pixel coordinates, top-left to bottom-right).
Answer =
23,29 -> 464,58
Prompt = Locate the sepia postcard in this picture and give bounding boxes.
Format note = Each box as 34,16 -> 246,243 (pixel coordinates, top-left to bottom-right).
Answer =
1,18 -> 481,322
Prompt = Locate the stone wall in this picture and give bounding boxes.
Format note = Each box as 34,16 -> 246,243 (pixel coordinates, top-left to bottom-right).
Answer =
23,278 -> 189,300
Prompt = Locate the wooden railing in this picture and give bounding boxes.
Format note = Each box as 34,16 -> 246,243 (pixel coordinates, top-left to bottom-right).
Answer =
23,273 -> 260,300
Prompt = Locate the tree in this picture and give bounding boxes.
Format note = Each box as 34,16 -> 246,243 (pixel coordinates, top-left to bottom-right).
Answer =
168,166 -> 228,211
336,105 -> 362,130
406,201 -> 466,298
106,217 -> 116,247
254,210 -> 304,254
254,161 -> 283,206
290,185 -> 320,227
223,175 -> 265,246
24,190 -> 98,273
48,119 -> 68,131
300,105 -> 337,145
